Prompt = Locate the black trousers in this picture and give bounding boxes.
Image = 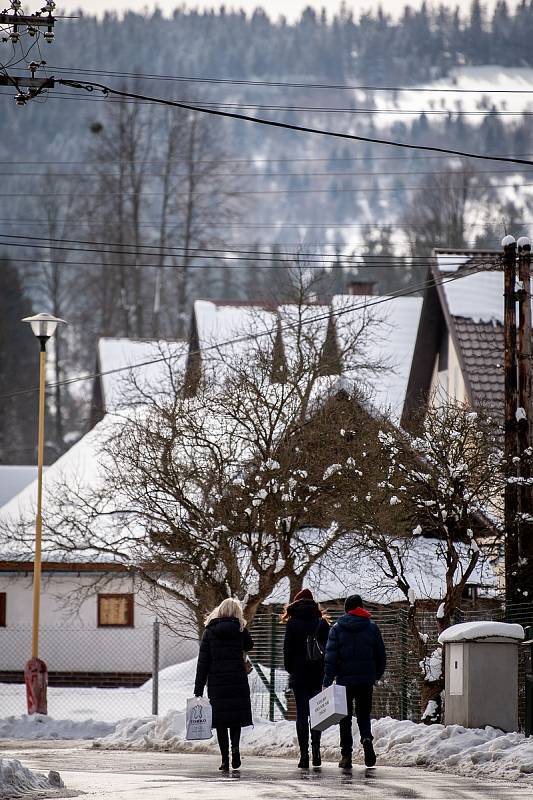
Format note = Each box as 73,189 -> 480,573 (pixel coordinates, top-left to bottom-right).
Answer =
339,684 -> 373,756
216,726 -> 241,758
293,686 -> 322,749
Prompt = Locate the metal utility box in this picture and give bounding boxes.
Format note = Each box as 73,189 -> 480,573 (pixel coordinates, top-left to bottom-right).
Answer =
439,621 -> 524,732
522,628 -> 533,737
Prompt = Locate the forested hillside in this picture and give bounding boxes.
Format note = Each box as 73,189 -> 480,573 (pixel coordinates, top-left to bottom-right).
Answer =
2,0 -> 533,459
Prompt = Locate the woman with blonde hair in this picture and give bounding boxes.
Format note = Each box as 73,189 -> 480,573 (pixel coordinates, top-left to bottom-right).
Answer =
194,597 -> 253,771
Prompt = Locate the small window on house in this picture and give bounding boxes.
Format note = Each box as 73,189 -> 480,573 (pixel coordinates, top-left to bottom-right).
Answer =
97,594 -> 134,627
0,593 -> 5,627
438,335 -> 449,372
462,584 -> 478,602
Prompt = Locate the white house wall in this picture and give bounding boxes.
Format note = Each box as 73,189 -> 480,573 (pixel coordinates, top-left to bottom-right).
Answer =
0,571 -> 197,673
429,332 -> 468,407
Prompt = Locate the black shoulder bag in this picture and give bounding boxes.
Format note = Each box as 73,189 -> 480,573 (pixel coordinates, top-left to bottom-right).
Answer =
306,620 -> 325,662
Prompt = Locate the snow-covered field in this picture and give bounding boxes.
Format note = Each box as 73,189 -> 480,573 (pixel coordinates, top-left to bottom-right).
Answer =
0,658 -> 285,735
0,758 -> 64,799
370,65 -> 533,127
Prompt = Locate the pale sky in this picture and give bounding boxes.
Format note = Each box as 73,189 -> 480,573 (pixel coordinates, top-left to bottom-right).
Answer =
60,0 -> 518,23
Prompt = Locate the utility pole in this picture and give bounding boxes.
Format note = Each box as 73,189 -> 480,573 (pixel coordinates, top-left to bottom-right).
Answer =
517,237 -> 533,603
0,1 -> 56,105
503,235 -> 520,608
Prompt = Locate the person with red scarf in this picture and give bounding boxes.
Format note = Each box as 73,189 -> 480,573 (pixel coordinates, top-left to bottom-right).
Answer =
323,594 -> 386,769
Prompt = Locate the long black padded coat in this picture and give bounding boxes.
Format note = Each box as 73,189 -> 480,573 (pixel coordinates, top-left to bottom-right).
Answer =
283,599 -> 330,692
193,616 -> 254,728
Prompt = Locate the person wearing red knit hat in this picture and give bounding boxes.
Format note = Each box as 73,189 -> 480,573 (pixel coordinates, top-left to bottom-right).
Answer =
281,589 -> 330,769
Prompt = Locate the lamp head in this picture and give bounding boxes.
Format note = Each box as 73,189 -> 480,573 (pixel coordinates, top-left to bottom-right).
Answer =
22,312 -> 66,347
502,234 -> 517,249
517,236 -> 531,253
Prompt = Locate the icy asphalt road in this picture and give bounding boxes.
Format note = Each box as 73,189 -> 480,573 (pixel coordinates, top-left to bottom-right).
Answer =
1,742 -> 531,799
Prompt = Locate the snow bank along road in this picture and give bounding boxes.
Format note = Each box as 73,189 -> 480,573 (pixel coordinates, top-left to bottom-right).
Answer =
1,744 -> 532,800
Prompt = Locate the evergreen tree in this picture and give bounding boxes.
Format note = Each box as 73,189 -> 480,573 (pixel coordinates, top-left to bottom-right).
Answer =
0,257 -> 39,464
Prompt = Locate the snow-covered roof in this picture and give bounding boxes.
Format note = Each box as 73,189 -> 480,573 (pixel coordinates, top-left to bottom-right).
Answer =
332,293 -> 423,420
439,621 -> 524,645
0,465 -> 42,508
435,254 -> 471,274
191,295 -> 422,421
98,338 -> 187,411
435,252 -> 503,324
0,415 -> 121,563
266,534 -> 499,605
193,300 -> 277,358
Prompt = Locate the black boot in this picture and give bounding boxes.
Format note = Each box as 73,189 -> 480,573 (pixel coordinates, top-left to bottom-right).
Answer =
230,727 -> 241,769
311,730 -> 321,767
296,721 -> 309,769
338,754 -> 352,769
362,737 -> 376,768
217,727 -> 230,771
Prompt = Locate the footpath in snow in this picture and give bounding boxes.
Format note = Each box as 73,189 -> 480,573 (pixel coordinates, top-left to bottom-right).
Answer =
3,653 -> 533,786
0,757 -> 64,799
95,711 -> 533,785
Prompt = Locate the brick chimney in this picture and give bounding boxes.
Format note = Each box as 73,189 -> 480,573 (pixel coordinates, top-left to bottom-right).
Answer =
346,278 -> 376,296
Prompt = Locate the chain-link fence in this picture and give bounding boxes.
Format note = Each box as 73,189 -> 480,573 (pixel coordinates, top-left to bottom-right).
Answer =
249,602 -> 533,726
1,603 -> 531,727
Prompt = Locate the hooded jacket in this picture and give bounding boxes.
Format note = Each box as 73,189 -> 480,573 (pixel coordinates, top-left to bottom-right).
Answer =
194,616 -> 254,728
323,609 -> 386,687
283,598 -> 330,690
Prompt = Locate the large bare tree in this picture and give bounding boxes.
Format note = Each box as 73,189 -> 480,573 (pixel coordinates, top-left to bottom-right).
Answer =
0,285 -> 385,635
349,399 -> 503,722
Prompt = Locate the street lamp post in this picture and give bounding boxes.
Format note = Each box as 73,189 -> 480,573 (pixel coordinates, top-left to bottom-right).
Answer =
22,312 -> 66,715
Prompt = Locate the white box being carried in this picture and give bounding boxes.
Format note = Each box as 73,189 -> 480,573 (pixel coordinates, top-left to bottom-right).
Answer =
310,684 -> 348,731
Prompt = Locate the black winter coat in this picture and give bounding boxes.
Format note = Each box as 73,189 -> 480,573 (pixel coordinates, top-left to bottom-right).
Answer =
283,599 -> 330,691
194,616 -> 254,728
323,612 -> 386,687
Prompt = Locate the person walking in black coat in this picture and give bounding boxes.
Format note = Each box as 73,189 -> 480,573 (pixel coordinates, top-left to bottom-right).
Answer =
282,588 -> 330,769
323,594 -> 386,770
194,598 -> 253,771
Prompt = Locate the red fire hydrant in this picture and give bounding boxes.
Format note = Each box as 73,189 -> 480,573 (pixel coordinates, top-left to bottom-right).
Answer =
24,657 -> 48,715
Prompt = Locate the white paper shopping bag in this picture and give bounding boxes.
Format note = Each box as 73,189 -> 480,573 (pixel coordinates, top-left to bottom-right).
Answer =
309,684 -> 348,731
185,696 -> 213,740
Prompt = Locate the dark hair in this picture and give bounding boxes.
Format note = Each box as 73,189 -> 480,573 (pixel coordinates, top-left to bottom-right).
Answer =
344,594 -> 364,613
280,600 -> 332,624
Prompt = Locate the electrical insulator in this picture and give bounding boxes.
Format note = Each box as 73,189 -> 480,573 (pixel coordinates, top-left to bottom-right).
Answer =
43,29 -> 54,43
14,93 -> 27,106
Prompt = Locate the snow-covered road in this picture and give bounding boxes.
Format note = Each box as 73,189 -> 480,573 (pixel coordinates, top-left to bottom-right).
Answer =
1,745 -> 532,800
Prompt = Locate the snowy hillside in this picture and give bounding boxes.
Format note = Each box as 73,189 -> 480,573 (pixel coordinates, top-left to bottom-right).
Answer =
372,66 -> 533,125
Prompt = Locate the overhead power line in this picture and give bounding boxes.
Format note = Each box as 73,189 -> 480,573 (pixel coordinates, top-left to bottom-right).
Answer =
2,167 -> 532,180
0,232 -> 483,263
2,177 -> 531,197
3,153 -> 532,165
56,79 -> 533,168
0,262 -> 489,403
47,65 -> 533,95
4,82 -> 533,115
0,218 -> 524,229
